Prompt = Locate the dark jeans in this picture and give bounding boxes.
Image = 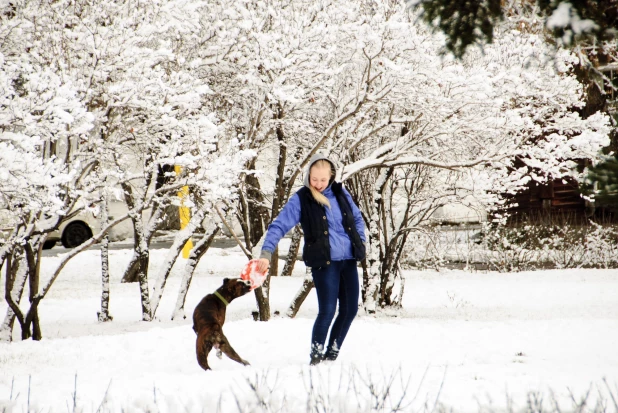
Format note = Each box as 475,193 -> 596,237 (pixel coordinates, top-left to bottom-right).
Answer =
311,259 -> 359,358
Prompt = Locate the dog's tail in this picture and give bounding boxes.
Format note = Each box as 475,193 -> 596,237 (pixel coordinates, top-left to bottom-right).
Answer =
196,332 -> 212,371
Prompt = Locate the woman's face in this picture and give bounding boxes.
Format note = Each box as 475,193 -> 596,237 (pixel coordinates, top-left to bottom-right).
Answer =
309,165 -> 331,192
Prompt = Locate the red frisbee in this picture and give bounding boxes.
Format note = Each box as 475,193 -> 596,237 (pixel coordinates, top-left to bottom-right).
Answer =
240,259 -> 268,290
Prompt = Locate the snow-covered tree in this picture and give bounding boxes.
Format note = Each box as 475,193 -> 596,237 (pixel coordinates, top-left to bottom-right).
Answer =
280,1 -> 610,312
0,39 -> 96,339
1,0 -> 611,332
194,0 -> 383,319
1,0 -> 253,333
149,146 -> 255,320
184,0 -> 610,316
337,9 -> 610,311
18,0 -> 254,321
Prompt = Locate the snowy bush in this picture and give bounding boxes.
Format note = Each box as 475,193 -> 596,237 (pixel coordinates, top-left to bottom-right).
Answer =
536,222 -> 618,269
582,222 -> 618,269
401,224 -> 541,273
403,226 -> 484,271
402,221 -> 618,272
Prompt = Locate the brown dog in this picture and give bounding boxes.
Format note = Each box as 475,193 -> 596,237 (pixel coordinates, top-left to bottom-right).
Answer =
192,277 -> 252,371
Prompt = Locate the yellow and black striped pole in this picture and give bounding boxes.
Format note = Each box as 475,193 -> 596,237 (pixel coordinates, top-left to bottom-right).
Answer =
175,165 -> 193,258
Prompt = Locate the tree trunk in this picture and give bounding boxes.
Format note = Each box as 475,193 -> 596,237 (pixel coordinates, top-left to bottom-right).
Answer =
98,200 -> 113,322
150,210 -> 205,319
0,247 -> 8,279
123,203 -> 165,286
389,266 -> 406,309
366,223 -> 408,310
246,163 -> 270,249
171,226 -> 220,320
246,234 -> 270,321
26,307 -> 42,341
22,238 -> 43,340
270,246 -> 279,277
364,221 -> 382,314
286,267 -> 314,318
362,168 -> 393,313
253,283 -> 271,321
379,242 -> 393,307
0,253 -> 27,342
238,133 -> 295,320
380,237 -> 408,308
117,182 -> 152,319
98,233 -> 113,322
281,225 -> 301,276
120,244 -> 140,283
251,244 -> 277,321
136,247 -> 152,321
120,182 -> 142,284
270,105 -> 287,218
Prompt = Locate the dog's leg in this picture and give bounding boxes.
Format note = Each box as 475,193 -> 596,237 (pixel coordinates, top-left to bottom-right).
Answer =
218,333 -> 250,366
196,332 -> 213,371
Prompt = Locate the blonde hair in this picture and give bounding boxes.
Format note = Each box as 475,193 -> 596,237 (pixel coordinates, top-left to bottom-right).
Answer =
309,160 -> 334,208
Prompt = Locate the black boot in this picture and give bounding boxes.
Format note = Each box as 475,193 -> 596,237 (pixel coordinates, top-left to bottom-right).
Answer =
323,347 -> 339,362
309,343 -> 324,366
310,353 -> 324,366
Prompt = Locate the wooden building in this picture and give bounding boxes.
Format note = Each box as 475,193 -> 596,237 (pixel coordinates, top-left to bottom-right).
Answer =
500,60 -> 618,225
503,168 -> 617,225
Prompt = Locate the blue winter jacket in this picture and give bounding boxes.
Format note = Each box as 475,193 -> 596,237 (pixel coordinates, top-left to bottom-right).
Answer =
261,185 -> 366,262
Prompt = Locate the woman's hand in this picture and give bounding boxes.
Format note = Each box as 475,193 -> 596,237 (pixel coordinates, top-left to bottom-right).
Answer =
257,258 -> 270,273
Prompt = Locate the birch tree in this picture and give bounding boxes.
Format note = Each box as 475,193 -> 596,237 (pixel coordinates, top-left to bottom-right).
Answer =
97,194 -> 112,323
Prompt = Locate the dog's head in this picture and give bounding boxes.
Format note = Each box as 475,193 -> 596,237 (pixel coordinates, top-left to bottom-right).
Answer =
222,277 -> 252,299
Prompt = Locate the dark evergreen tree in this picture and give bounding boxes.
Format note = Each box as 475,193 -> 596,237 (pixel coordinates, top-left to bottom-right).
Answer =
412,0 -> 618,58
588,156 -> 618,210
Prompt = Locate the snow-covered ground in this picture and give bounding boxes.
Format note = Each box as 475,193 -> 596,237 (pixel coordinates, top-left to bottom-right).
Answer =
1,241 -> 617,412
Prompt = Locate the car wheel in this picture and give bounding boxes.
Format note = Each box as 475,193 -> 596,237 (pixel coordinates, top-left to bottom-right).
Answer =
61,221 -> 93,248
42,240 -> 57,249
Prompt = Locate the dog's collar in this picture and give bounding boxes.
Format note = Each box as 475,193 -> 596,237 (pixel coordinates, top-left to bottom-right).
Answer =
214,290 -> 229,306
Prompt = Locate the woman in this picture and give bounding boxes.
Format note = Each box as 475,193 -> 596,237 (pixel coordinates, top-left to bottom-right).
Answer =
257,154 -> 366,365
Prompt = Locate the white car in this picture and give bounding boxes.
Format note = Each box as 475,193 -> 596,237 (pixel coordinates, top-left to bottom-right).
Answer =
1,202 -> 133,249
45,213 -> 99,249
0,210 -> 99,250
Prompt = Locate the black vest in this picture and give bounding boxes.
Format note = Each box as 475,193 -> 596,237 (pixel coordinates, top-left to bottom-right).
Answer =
297,182 -> 365,268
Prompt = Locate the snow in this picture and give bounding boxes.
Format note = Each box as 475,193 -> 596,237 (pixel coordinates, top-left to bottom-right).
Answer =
1,242 -> 617,412
546,3 -> 573,31
546,2 -> 599,43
